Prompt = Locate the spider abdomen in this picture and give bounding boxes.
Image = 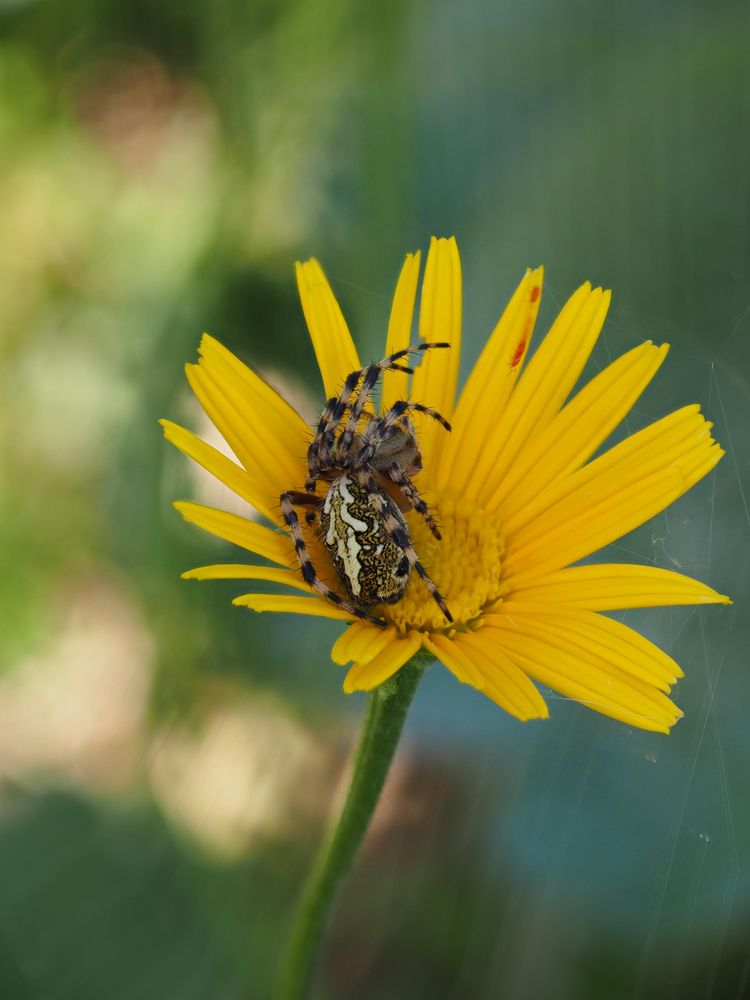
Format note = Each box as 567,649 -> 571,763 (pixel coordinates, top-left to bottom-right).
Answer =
320,475 -> 410,607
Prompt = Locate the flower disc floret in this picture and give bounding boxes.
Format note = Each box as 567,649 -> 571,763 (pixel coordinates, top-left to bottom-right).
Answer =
387,497 -> 506,633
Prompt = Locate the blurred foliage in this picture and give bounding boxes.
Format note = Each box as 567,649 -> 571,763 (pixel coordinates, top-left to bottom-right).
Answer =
1,0 -> 749,997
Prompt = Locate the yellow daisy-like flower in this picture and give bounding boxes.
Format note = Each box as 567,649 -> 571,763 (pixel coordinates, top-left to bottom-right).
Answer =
161,237 -> 729,733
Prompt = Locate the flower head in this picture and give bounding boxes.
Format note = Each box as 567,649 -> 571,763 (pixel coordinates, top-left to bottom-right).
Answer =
161,238 -> 729,733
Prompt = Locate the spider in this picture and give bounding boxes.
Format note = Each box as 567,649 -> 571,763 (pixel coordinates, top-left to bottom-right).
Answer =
280,343 -> 454,628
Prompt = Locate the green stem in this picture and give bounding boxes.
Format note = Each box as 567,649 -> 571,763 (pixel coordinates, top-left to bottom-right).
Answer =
276,655 -> 426,1000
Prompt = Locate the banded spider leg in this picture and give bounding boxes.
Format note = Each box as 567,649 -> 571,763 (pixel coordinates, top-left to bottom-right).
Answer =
307,343 -> 449,487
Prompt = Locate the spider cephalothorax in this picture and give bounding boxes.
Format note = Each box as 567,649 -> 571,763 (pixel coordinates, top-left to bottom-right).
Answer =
280,343 -> 453,627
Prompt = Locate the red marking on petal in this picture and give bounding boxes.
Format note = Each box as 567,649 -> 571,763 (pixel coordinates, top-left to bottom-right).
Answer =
508,338 -> 527,372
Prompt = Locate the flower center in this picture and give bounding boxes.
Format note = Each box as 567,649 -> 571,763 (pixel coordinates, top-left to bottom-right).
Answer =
384,495 -> 507,633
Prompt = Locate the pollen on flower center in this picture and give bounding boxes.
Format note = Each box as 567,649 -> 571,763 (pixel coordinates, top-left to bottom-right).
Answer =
384,496 -> 507,633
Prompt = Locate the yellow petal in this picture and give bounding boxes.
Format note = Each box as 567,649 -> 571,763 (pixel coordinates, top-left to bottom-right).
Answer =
479,617 -> 682,733
184,363 -> 304,523
453,631 -> 549,720
485,602 -> 683,689
504,409 -> 722,582
295,258 -> 362,400
504,404 -> 703,539
507,564 -> 731,610
436,267 -> 543,494
185,365 -> 288,523
468,283 -> 610,505
331,622 -> 399,666
505,460 -> 718,584
194,335 -> 309,495
173,501 -> 294,566
423,633 -> 544,721
410,237 -> 462,470
422,633 -> 484,688
182,563 -> 312,592
198,334 -> 310,461
184,364 -> 266,492
233,593 -> 355,621
160,419 -> 270,516
487,340 -> 669,516
343,633 -> 422,692
381,252 -> 421,413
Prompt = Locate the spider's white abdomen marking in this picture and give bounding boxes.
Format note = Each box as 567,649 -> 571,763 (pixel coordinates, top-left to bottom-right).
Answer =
320,474 -> 411,607
323,475 -> 367,597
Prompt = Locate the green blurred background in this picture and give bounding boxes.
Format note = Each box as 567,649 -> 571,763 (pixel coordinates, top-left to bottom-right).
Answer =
1,0 -> 749,997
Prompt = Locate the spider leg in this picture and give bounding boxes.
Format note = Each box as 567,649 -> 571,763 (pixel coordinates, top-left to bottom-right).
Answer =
279,490 -> 386,627
354,399 -> 452,470
307,343 -> 448,484
383,463 -> 442,540
306,354 -> 376,486
307,404 -> 377,490
282,490 -> 322,522
354,470 -> 453,623
336,343 -> 450,462
307,395 -> 348,489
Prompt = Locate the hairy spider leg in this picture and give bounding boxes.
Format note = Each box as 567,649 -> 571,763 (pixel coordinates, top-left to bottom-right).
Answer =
306,342 -> 447,488
308,409 -> 383,494
382,462 -> 442,540
307,407 -> 377,491
306,360 -> 378,487
306,392 -> 351,489
280,490 -> 386,626
307,356 -> 414,485
354,400 -> 451,470
353,470 -> 453,623
336,342 -> 450,462
278,489 -> 322,525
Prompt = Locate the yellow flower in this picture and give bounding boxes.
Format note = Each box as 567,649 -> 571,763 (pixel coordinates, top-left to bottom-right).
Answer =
161,237 -> 730,733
